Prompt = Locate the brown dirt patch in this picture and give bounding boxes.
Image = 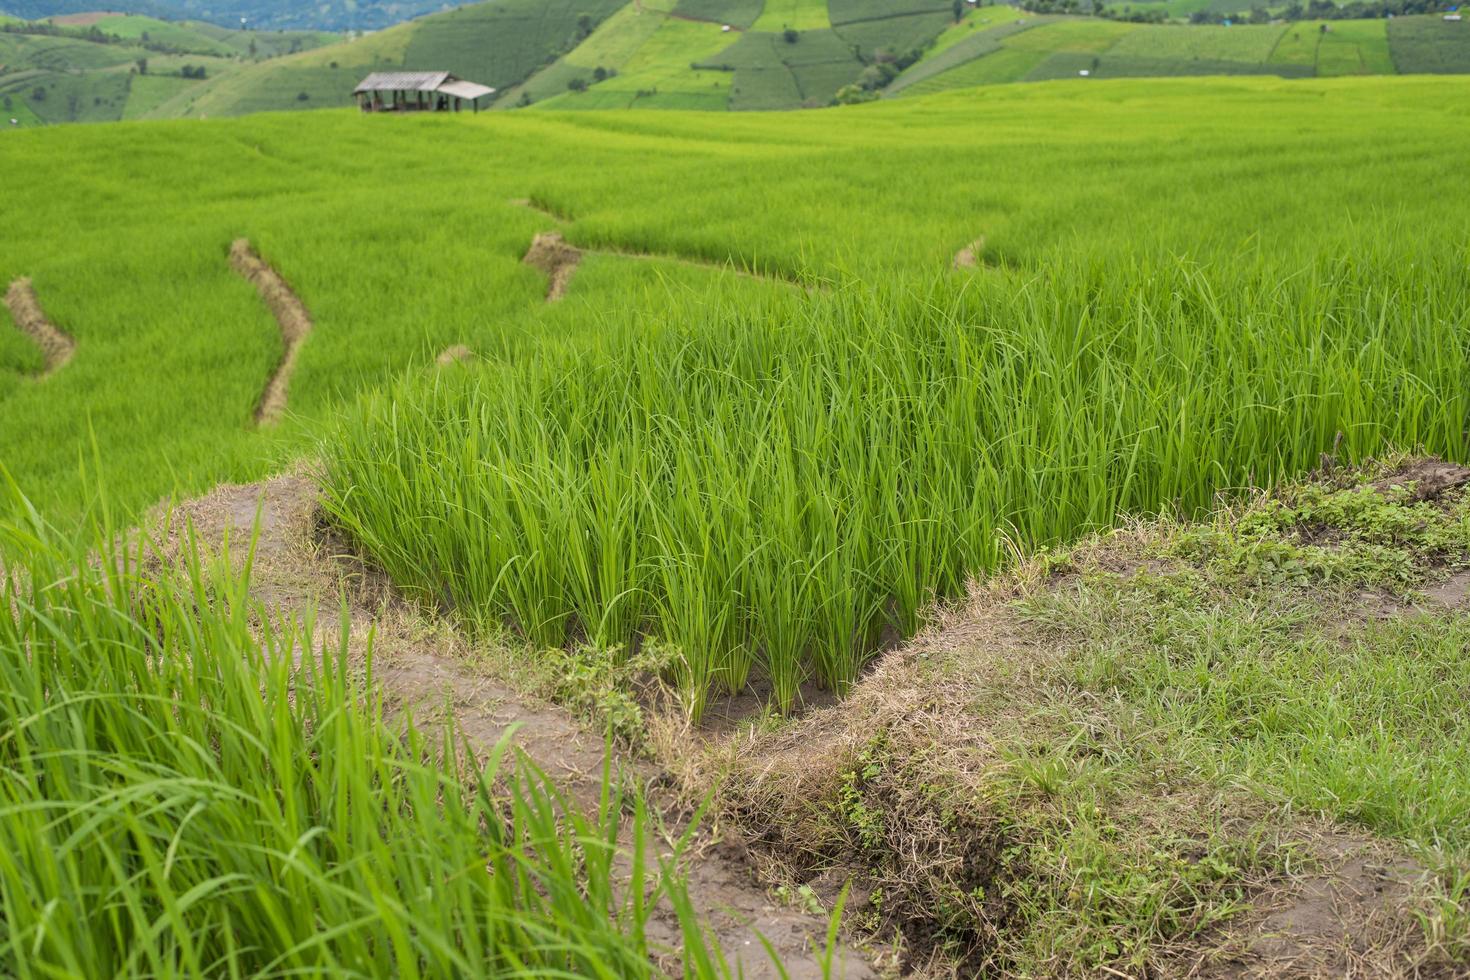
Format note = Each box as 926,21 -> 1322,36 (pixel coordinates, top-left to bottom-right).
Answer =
5,278 -> 76,378
952,236 -> 986,269
1373,458 -> 1470,502
435,344 -> 475,366
47,11 -> 112,26
522,231 -> 582,302
229,239 -> 313,426
1190,830 -> 1431,979
149,473 -> 873,980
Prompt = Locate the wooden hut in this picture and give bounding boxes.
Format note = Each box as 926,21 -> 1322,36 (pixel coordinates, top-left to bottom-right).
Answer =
353,72 -> 497,114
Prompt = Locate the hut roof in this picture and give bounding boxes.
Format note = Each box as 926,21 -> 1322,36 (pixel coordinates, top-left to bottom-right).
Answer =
354,71 -> 452,94
437,79 -> 496,100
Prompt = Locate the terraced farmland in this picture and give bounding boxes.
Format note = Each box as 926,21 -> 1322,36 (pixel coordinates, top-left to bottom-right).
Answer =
4,30 -> 1470,979
0,15 -> 332,125
887,12 -> 1456,94
1388,14 -> 1470,73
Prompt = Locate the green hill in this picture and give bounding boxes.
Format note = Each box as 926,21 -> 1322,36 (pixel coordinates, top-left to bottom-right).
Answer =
4,1 -> 463,31
505,0 -> 963,110
154,0 -> 627,118
887,10 -> 1463,94
0,15 -> 333,126
3,1 -> 1467,123
495,1 -> 1468,111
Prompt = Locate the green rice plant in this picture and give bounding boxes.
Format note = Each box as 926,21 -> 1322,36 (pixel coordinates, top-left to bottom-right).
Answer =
321,245 -> 1470,718
0,485 -> 739,977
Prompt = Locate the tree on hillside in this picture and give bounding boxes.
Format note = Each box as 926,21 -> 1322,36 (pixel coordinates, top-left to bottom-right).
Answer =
576,13 -> 594,38
953,0 -> 966,21
136,58 -> 148,75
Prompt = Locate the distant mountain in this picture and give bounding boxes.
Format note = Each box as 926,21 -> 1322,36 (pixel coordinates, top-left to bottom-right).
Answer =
0,1 -> 458,31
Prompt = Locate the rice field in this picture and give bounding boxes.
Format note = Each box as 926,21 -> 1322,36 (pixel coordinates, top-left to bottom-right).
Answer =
751,0 -> 832,32
4,75 -> 1469,711
5,32 -> 1470,973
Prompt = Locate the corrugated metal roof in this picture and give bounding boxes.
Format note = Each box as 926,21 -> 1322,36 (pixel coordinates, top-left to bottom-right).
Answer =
437,80 -> 496,100
354,71 -> 451,94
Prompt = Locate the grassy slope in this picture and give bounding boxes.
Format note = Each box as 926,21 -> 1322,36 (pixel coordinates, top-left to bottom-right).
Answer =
90,14 -> 333,56
539,16 -> 737,110
713,460 -> 1470,974
921,3 -> 1025,57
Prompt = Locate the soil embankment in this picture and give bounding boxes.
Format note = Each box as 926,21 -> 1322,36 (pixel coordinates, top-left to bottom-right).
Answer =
5,278 -> 76,378
229,239 -> 312,426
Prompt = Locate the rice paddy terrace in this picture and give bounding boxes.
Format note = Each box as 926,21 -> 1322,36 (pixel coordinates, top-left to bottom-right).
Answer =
3,71 -> 1470,977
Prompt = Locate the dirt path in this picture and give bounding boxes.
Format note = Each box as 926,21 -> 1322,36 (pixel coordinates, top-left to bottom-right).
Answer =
5,278 -> 76,378
523,231 -> 583,302
156,473 -> 874,980
229,239 -> 313,426
509,200 -> 815,292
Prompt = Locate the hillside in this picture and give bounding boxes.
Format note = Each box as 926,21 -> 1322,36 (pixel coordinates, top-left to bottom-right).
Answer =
887,9 -> 1467,94
0,15 -> 334,125
2,76 -> 1469,976
146,0 -> 627,119
504,0 -> 966,110
2,0 -> 463,31
492,0 -> 1467,110
4,1 -> 1468,123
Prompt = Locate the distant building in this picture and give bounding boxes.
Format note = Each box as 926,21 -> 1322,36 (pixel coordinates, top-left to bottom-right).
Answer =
353,72 -> 496,114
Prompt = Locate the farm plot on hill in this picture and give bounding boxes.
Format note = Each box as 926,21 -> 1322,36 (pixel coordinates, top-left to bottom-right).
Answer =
1106,22 -> 1287,63
571,18 -> 735,110
674,0 -> 766,28
1388,14 -> 1470,73
827,0 -> 955,58
698,27 -> 866,108
923,3 -> 1025,57
0,69 -> 131,124
887,16 -> 1055,94
404,0 -> 627,94
892,18 -> 1343,93
751,0 -> 831,31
